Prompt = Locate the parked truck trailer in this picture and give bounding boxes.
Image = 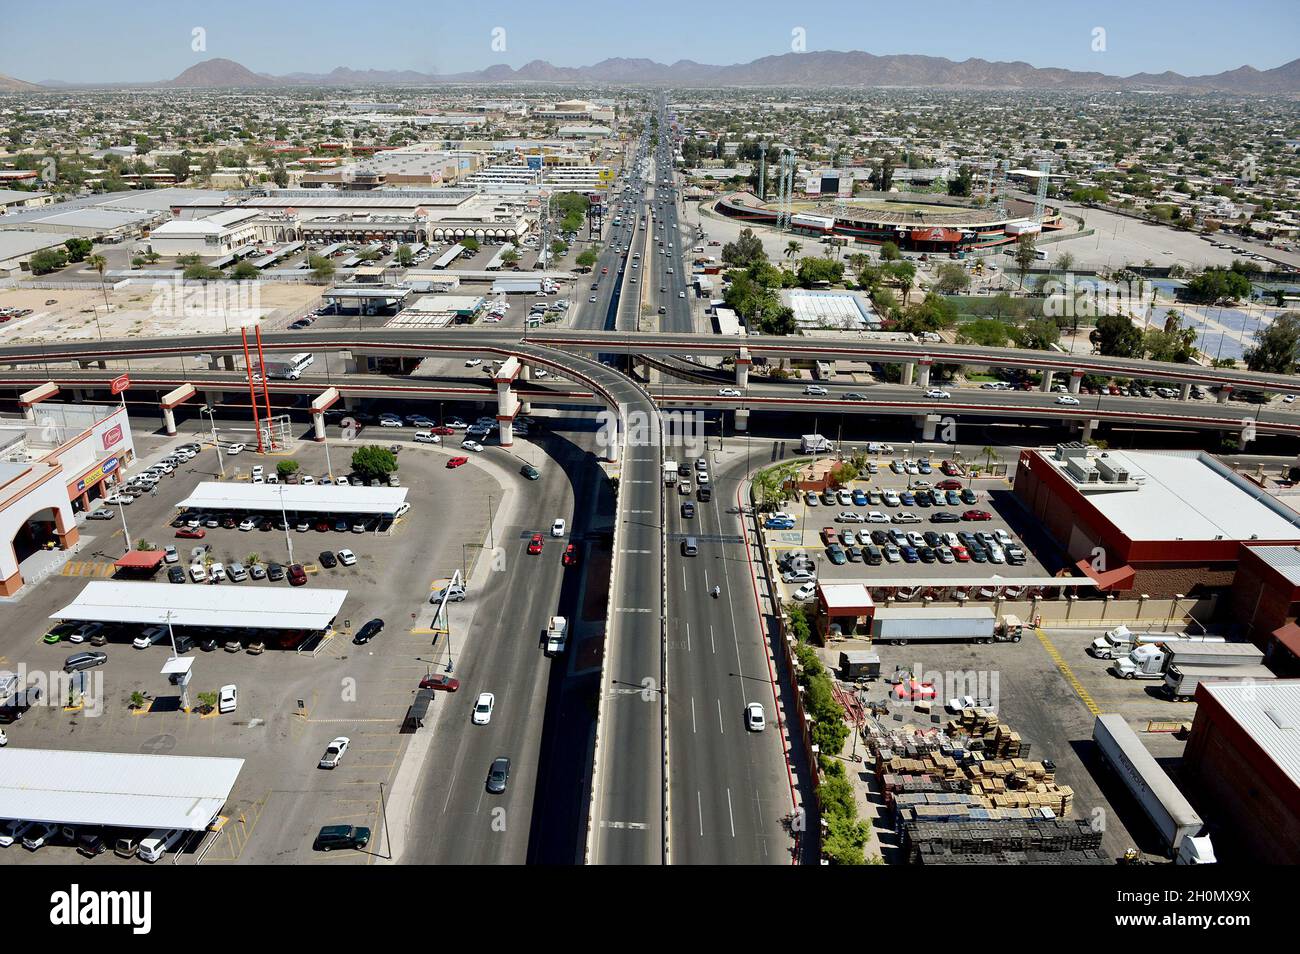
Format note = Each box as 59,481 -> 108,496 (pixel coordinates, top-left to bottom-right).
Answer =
1092,714 -> 1215,863
1163,662 -> 1275,701
1114,640 -> 1262,679
870,608 -> 1022,646
1090,624 -> 1224,660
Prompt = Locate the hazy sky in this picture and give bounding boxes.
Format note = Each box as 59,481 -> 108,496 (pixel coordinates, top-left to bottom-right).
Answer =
3,0 -> 1297,83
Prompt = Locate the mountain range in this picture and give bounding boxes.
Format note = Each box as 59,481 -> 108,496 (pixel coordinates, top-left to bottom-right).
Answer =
7,52 -> 1300,92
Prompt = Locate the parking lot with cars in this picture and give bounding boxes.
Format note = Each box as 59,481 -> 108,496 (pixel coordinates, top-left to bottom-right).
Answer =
0,424 -> 519,864
763,454 -> 1049,602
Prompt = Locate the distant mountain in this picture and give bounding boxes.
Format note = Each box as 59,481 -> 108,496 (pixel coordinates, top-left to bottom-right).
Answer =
166,57 -> 276,88
18,51 -> 1300,92
0,72 -> 42,92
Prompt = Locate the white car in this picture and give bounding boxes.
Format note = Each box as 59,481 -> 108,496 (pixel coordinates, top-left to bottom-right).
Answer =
337,549 -> 357,566
238,517 -> 258,531
791,582 -> 817,602
226,443 -> 245,455
803,385 -> 829,396
462,439 -> 484,453
208,562 -> 226,582
465,358 -> 483,368
867,511 -> 890,523
189,564 -> 207,583
414,431 -> 441,444
218,684 -> 237,714
251,465 -> 264,479
1056,395 -> 1081,406
335,476 -> 348,486
132,626 -> 167,650
395,502 -> 411,518
104,493 -> 132,505
379,415 -> 402,427
717,387 -> 742,397
0,819 -> 36,848
925,389 -> 952,400
836,511 -> 864,523
745,702 -> 766,732
472,692 -> 495,726
22,822 -> 57,851
551,518 -> 566,537
318,736 -> 350,769
163,545 -> 178,564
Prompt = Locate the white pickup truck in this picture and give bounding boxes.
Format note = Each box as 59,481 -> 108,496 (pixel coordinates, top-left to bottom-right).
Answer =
545,616 -> 568,656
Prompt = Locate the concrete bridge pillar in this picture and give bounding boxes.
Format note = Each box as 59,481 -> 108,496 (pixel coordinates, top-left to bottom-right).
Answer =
498,419 -> 514,448
311,410 -> 326,442
221,354 -> 236,372
736,348 -> 751,389
1217,385 -> 1233,404
1082,419 -> 1098,442
900,362 -> 915,386
517,364 -> 532,414
1180,382 -> 1192,401
604,413 -> 620,464
1068,369 -> 1084,395
916,358 -> 933,390
162,405 -> 177,436
734,408 -> 749,433
1040,369 -> 1054,392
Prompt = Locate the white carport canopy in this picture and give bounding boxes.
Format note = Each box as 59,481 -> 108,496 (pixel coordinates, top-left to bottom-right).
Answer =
0,748 -> 244,831
177,481 -> 408,515
51,581 -> 347,631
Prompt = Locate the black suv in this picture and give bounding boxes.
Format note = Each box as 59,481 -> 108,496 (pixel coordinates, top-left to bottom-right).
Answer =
314,825 -> 371,852
318,551 -> 338,569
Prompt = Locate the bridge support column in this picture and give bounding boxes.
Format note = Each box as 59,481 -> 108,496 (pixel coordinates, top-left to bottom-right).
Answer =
221,355 -> 235,372
1068,369 -> 1084,395
604,414 -> 620,464
916,414 -> 940,441
77,360 -> 105,371
917,358 -> 933,390
736,348 -> 751,389
734,408 -> 749,433
161,404 -> 177,436
311,410 -> 326,442
498,419 -> 514,447
517,364 -> 532,414
1040,369 -> 1054,392
1217,385 -> 1233,404
1082,419 -> 1098,442
1179,382 -> 1192,401
900,362 -> 915,386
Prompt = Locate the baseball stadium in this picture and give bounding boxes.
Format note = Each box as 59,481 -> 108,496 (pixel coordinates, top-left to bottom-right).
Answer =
713,192 -> 1065,254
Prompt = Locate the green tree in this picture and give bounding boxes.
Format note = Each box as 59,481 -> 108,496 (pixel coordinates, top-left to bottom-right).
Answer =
796,256 -> 844,287
1244,311 -> 1300,374
86,252 -> 110,318
501,247 -> 520,268
947,163 -> 974,198
308,254 -> 335,283
784,240 -> 803,260
183,263 -> 221,281
1014,234 -> 1038,286
276,459 -> 300,479
394,243 -> 414,267
461,237 -> 481,253
1091,314 -> 1144,357
721,227 -> 766,267
28,247 -> 68,275
63,237 -> 93,262
959,318 -> 1016,347
230,260 -> 259,280
351,445 -> 397,480
575,248 -> 598,270
1018,318 -> 1061,351
879,241 -> 901,262
1186,268 -> 1251,304
934,263 -> 970,294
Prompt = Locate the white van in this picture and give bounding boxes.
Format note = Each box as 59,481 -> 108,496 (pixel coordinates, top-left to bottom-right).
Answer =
137,828 -> 186,863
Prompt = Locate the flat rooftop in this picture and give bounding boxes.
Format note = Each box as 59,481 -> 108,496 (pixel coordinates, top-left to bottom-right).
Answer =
177,481 -> 408,515
1200,680 -> 1300,794
0,748 -> 244,831
51,580 -> 347,631
1052,450 -> 1300,543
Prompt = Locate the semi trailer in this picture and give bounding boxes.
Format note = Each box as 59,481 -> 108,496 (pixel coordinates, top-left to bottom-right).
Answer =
870,609 -> 1023,646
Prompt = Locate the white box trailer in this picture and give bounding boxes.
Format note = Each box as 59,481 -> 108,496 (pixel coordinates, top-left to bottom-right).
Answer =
872,607 -> 998,645
1092,714 -> 1215,863
1163,662 -> 1275,701
663,461 -> 678,485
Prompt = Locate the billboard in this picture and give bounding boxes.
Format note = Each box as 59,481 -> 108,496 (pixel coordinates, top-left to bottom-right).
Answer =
75,456 -> 120,493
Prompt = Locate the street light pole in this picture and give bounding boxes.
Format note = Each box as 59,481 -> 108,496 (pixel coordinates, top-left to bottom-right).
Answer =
116,492 -> 132,556
279,483 -> 294,565
202,406 -> 225,478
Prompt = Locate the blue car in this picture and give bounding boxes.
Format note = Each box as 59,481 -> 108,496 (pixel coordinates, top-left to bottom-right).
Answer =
851,490 -> 868,506
826,545 -> 848,565
900,492 -> 916,507
765,518 -> 795,530
900,546 -> 920,563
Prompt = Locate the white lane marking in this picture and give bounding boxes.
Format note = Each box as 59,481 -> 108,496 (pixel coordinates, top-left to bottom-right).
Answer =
716,697 -> 724,734
691,696 -> 697,733
709,624 -> 716,655
601,821 -> 648,830
441,771 -> 459,813
726,788 -> 736,838
685,621 -> 691,652
615,607 -> 653,614
621,549 -> 652,554
697,791 -> 704,837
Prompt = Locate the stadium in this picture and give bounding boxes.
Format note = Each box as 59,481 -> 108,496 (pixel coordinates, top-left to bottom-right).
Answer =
713,192 -> 1065,254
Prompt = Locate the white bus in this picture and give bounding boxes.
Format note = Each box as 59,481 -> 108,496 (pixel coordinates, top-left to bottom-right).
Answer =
288,352 -> 314,374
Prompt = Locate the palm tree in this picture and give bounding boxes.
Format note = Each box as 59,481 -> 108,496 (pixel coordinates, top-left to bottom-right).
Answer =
784,240 -> 803,261
981,445 -> 997,473
87,253 -> 108,338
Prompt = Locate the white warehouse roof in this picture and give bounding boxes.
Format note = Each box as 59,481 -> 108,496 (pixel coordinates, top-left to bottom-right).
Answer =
178,481 -> 408,515
0,748 -> 244,831
51,580 -> 348,631
1200,680 -> 1300,793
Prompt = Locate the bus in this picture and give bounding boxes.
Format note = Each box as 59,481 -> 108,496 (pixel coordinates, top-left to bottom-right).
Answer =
813,360 -> 835,381
288,352 -> 314,374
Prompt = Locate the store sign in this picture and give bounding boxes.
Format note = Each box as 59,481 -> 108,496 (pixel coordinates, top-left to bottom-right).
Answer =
101,423 -> 123,451
76,456 -> 120,492
110,374 -> 131,395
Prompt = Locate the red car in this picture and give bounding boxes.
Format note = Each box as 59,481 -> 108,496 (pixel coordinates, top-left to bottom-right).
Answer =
431,426 -> 455,436
935,479 -> 962,491
316,519 -> 332,532
962,509 -> 993,521
820,526 -> 837,545
419,673 -> 461,693
527,532 -> 544,555
175,527 -> 206,539
940,461 -> 962,477
447,456 -> 469,469
892,679 -> 937,702
562,543 -> 579,567
952,545 -> 970,562
287,563 -> 308,586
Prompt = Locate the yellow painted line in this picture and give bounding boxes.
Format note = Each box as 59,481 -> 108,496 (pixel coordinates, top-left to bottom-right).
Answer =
1033,626 -> 1102,717
410,627 -> 445,636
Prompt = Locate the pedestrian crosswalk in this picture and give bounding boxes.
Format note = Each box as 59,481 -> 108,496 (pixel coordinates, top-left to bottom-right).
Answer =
61,561 -> 116,578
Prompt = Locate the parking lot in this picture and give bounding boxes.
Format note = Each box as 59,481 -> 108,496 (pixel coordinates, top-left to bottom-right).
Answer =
0,424 -> 508,864
763,455 -> 1051,601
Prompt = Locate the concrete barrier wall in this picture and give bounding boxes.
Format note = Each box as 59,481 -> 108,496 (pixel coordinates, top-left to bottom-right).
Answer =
887,593 -> 1219,630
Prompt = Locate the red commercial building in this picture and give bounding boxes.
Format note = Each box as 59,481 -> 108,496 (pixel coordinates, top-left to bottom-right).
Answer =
1014,445 -> 1300,603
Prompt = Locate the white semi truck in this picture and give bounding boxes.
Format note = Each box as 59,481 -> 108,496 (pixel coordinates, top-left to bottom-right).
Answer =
1090,624 -> 1224,660
1163,662 -> 1274,701
1114,641 -> 1263,679
545,616 -> 569,656
1092,714 -> 1216,864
